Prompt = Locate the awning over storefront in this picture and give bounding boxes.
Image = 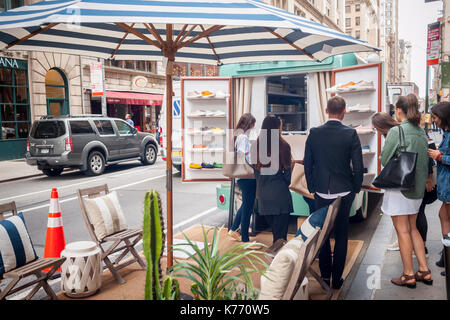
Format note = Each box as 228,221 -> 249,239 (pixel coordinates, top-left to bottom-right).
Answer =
105,91 -> 163,105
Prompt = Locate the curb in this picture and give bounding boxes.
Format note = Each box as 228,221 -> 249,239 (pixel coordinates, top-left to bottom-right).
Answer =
0,173 -> 44,184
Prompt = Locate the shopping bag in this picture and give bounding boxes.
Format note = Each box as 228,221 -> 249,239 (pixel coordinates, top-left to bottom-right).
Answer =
222,152 -> 255,179
289,163 -> 314,199
372,126 -> 417,190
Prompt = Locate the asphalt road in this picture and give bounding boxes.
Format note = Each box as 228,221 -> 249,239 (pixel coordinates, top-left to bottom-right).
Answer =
0,157 -> 383,300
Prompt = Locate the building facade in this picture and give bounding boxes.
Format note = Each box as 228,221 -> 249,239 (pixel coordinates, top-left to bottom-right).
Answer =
398,39 -> 412,83
344,0 -> 380,48
440,0 -> 450,101
266,0 -> 346,32
379,0 -> 399,83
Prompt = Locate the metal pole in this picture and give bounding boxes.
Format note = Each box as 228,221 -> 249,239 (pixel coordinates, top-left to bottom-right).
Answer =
228,178 -> 235,231
444,234 -> 450,300
100,58 -> 107,116
425,65 -> 430,131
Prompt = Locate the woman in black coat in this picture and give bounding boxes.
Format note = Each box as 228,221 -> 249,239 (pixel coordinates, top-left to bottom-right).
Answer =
251,115 -> 293,244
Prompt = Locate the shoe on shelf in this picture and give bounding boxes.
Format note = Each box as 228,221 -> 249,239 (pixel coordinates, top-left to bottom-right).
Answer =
192,144 -> 207,149
189,110 -> 206,117
201,91 -> 215,98
201,162 -> 214,169
187,90 -> 201,98
189,163 -> 202,169
387,241 -> 400,251
213,163 -> 223,168
228,230 -> 241,241
210,127 -> 225,135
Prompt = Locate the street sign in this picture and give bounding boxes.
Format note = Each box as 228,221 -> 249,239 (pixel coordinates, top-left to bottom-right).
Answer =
90,62 -> 104,97
427,22 -> 441,66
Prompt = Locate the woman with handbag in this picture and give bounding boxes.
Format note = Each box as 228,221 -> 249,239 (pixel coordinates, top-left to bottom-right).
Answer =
372,112 -> 437,255
251,115 -> 293,244
428,102 -> 450,275
227,113 -> 257,243
377,94 -> 432,288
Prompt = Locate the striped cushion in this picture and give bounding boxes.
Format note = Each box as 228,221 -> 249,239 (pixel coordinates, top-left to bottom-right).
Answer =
84,191 -> 128,241
0,212 -> 38,277
259,237 -> 305,300
295,205 -> 329,241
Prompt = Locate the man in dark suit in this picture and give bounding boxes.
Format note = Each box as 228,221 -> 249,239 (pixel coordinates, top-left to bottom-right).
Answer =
304,96 -> 364,290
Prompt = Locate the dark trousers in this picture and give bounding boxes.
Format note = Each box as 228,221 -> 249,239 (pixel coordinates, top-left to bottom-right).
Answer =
416,199 -> 428,243
231,179 -> 256,242
315,192 -> 355,285
265,214 -> 290,243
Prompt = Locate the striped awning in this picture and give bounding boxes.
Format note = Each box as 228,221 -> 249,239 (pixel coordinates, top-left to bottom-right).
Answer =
0,0 -> 379,65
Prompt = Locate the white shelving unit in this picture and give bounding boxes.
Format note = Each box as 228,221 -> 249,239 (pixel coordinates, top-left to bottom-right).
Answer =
181,77 -> 231,182
331,63 -> 383,189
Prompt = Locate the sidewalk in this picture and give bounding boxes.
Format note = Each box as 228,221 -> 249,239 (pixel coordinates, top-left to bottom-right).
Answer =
346,199 -> 447,300
0,159 -> 43,183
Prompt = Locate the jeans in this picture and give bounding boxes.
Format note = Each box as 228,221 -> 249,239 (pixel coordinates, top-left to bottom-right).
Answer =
231,179 -> 256,242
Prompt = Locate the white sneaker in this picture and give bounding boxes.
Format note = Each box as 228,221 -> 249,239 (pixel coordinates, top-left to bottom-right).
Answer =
387,241 -> 400,251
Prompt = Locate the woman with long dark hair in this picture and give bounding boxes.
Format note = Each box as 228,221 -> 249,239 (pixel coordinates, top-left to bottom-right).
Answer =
227,113 -> 257,243
428,102 -> 450,275
251,115 -> 293,244
379,94 -> 432,288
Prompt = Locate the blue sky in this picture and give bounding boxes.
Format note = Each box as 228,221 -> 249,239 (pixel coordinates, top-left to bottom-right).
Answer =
398,0 -> 442,97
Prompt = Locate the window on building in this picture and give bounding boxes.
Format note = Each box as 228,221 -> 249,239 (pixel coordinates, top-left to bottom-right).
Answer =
105,59 -> 156,73
327,8 -> 330,16
355,4 -> 360,12
0,62 -> 30,141
346,18 -> 351,27
346,30 -> 352,36
345,5 -> 350,13
356,17 -> 360,26
355,30 -> 361,39
45,68 -> 68,116
0,0 -> 23,12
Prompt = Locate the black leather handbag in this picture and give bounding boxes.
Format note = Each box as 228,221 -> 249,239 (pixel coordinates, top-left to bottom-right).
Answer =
373,126 -> 418,190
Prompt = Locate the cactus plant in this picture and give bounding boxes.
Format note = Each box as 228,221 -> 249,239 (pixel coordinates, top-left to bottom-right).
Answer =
143,190 -> 179,300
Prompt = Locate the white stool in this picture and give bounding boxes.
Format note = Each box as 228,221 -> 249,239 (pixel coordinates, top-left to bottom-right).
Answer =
61,241 -> 102,298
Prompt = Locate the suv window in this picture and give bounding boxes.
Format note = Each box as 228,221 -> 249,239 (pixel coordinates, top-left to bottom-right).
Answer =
70,121 -> 94,135
31,121 -> 66,139
94,120 -> 115,135
114,120 -> 134,135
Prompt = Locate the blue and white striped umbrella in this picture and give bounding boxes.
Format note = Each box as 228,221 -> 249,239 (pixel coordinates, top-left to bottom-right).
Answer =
0,0 -> 379,65
0,0 -> 379,268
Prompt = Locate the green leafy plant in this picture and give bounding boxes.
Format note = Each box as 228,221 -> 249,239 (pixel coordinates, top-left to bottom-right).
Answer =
143,190 -> 179,300
169,225 -> 268,300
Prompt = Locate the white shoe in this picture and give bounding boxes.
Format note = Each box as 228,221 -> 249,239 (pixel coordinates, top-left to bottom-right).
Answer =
387,241 -> 400,251
228,230 -> 241,241
189,110 -> 206,117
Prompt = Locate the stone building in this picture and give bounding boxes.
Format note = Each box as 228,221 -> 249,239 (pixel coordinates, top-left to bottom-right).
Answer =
344,0 -> 380,49
398,39 -> 412,83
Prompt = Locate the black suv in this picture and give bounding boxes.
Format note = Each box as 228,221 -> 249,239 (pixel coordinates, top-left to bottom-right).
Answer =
26,115 -> 159,176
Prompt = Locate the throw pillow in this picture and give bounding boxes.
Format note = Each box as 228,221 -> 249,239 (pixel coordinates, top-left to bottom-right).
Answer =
0,212 -> 38,276
258,237 -> 305,300
83,191 -> 128,241
295,205 -> 329,241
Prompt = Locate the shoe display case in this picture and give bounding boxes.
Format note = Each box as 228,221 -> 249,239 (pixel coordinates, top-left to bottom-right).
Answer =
329,63 -> 383,191
181,77 -> 232,182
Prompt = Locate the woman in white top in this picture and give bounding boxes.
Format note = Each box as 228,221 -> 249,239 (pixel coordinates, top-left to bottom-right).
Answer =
228,113 -> 256,243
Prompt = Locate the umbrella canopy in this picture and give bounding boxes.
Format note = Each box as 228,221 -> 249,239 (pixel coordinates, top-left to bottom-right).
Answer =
0,0 -> 379,269
0,0 -> 379,64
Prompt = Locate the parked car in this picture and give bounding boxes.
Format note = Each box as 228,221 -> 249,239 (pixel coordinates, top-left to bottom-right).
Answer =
26,115 -> 159,176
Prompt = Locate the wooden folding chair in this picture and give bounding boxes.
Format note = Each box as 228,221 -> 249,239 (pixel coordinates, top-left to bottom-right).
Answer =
76,184 -> 146,284
282,227 -> 320,300
306,197 -> 342,299
0,201 -> 65,300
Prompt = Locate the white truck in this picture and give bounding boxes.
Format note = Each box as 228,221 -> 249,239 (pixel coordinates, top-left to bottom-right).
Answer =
160,80 -> 183,172
386,82 -> 419,113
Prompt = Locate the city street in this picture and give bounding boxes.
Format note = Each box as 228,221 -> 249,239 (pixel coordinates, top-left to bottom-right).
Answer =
0,159 -> 228,259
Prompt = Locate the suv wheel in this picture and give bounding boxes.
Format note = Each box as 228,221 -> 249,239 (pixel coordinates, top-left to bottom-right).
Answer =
141,143 -> 157,165
42,167 -> 64,177
85,151 -> 105,176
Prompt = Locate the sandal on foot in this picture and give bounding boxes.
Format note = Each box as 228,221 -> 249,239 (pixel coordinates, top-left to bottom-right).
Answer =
415,269 -> 433,285
391,274 -> 416,288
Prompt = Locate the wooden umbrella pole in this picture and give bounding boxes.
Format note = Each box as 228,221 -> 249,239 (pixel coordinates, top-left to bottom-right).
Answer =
165,24 -> 175,270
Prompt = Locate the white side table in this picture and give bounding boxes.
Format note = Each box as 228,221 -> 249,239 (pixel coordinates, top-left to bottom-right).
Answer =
61,241 -> 102,298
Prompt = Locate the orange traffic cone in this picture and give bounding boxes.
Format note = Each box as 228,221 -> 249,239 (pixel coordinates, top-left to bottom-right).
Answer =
43,188 -> 66,272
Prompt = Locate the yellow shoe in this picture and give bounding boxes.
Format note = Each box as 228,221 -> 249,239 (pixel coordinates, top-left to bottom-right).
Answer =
189,163 -> 202,169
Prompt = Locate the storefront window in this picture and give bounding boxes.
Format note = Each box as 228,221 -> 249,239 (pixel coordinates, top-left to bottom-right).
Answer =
205,65 -> 218,77
173,62 -> 188,77
190,64 -> 203,77
0,61 -> 30,141
106,59 -> 155,73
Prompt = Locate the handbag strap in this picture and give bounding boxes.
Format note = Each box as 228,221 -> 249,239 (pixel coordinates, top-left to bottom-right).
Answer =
398,126 -> 407,153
